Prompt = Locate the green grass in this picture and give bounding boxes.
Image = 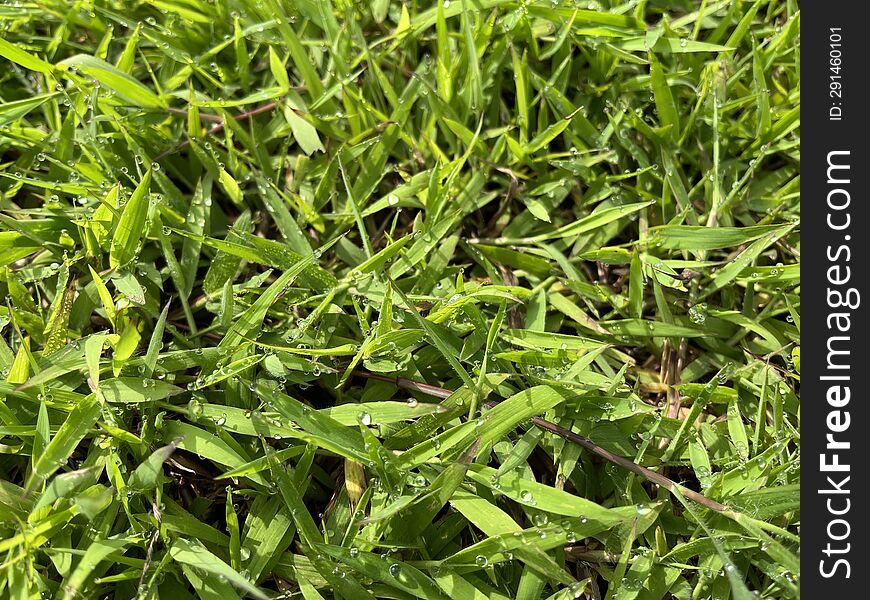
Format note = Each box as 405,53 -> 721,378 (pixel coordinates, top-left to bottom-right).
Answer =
0,1 -> 799,598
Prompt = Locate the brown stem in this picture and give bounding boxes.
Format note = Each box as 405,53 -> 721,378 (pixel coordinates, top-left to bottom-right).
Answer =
166,107 -> 223,123
352,369 -> 726,513
137,501 -> 163,593
352,371 -> 452,399
530,417 -> 725,512
155,101 -> 280,161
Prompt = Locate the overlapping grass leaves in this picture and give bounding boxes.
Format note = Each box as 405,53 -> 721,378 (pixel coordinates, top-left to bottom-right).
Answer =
0,1 -> 799,598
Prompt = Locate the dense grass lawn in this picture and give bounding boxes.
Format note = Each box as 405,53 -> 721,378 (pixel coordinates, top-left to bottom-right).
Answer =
0,1 -> 799,598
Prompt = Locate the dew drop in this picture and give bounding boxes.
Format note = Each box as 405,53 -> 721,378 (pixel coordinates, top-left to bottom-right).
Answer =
688,303 -> 708,325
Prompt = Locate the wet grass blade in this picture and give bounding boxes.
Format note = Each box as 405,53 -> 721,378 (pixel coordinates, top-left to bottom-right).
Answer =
110,169 -> 152,269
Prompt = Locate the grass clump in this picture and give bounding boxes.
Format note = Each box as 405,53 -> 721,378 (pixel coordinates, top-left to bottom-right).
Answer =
0,1 -> 799,598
